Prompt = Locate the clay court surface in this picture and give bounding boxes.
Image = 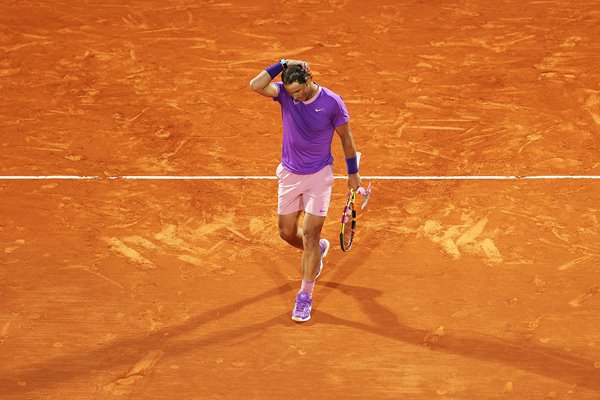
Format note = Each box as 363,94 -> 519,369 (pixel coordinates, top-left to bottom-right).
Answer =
1,0 -> 600,399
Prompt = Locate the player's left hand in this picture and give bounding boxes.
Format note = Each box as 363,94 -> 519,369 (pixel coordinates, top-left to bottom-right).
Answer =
347,173 -> 361,190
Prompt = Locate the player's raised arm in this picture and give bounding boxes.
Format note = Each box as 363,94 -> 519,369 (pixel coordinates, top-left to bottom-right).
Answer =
250,59 -> 311,98
249,60 -> 284,98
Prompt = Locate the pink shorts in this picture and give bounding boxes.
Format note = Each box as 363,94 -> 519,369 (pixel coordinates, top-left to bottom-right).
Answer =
276,163 -> 334,217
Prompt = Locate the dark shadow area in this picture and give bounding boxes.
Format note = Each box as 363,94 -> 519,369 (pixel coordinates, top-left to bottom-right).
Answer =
317,281 -> 600,393
0,281 -> 296,396
2,278 -> 599,396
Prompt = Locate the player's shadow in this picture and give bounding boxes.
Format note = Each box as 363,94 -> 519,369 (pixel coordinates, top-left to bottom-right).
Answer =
2,278 -> 599,395
0,281 -> 297,396
315,231 -> 599,392
316,281 -> 600,393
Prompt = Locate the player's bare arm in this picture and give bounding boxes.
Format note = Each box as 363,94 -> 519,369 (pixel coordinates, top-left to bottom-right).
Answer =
335,122 -> 362,190
249,59 -> 311,98
249,69 -> 278,98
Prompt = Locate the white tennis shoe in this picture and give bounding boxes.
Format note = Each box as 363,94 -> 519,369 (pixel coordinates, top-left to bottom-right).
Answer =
315,238 -> 330,279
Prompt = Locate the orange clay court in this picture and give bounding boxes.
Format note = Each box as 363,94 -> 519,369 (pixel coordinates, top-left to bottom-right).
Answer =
1,1 -> 600,399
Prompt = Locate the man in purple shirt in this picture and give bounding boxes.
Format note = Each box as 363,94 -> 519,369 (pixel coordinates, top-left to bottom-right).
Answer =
250,59 -> 361,322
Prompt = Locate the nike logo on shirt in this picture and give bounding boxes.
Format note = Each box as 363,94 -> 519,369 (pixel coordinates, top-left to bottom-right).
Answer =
315,108 -> 324,112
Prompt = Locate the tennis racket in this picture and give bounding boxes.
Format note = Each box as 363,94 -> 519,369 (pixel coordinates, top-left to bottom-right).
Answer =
340,188 -> 357,252
339,152 -> 371,252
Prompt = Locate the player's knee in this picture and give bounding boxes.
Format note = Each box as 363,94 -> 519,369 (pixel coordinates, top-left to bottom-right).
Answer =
302,227 -> 320,243
278,226 -> 296,243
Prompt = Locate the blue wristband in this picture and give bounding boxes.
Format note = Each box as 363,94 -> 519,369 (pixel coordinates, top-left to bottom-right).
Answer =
345,157 -> 359,174
265,62 -> 284,79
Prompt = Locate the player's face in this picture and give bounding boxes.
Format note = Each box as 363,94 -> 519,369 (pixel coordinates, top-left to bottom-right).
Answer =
284,81 -> 311,102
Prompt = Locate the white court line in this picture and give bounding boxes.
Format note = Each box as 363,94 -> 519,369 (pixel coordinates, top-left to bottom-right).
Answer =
2,175 -> 600,180
0,176 -> 101,180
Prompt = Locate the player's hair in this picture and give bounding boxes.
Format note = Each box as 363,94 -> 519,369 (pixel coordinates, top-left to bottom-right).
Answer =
282,65 -> 309,85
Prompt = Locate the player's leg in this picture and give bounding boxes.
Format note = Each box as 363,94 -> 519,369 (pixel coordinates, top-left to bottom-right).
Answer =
301,164 -> 334,280
291,213 -> 329,323
277,163 -> 304,248
301,212 -> 326,281
291,165 -> 333,322
278,211 -> 303,249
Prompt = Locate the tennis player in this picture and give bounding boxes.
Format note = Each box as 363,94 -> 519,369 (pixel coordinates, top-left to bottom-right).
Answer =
250,58 -> 361,322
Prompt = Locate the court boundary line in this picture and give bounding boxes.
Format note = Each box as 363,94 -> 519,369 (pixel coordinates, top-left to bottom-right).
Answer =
2,175 -> 600,180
